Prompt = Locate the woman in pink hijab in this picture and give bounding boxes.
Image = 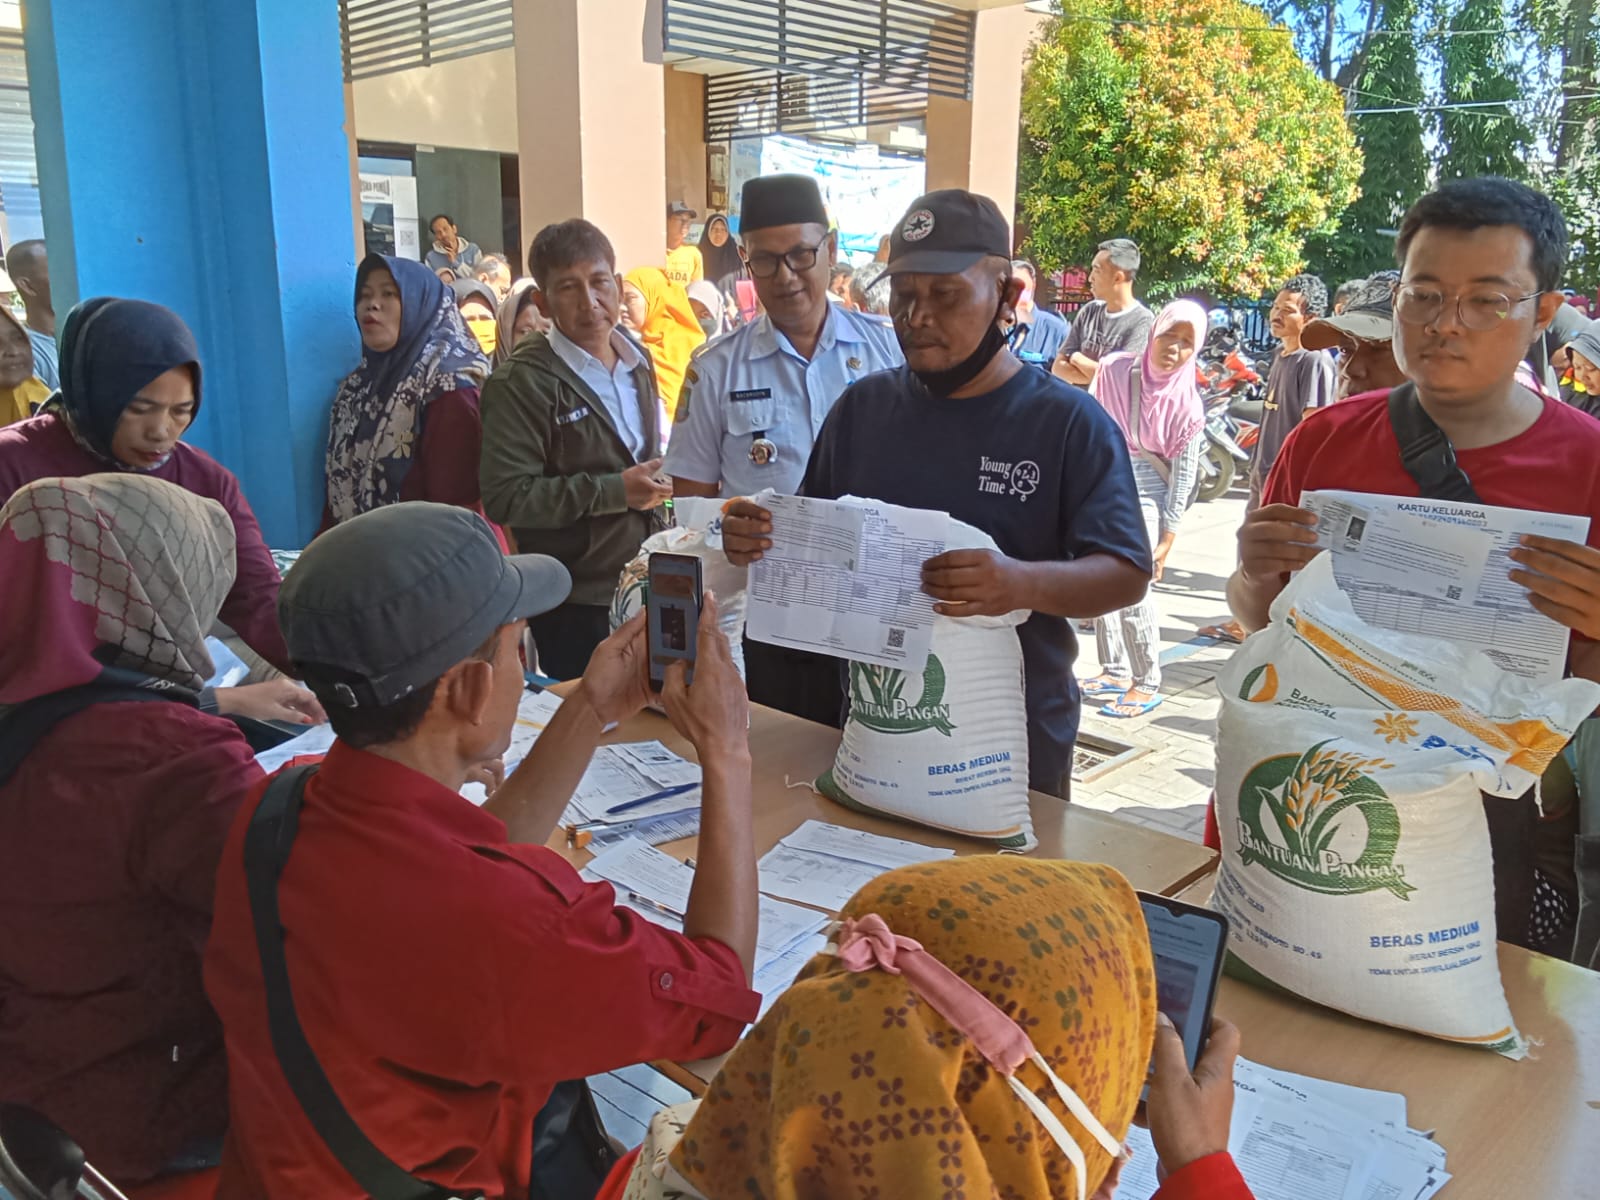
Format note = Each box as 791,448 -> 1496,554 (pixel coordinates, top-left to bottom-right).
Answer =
1082,299 -> 1208,718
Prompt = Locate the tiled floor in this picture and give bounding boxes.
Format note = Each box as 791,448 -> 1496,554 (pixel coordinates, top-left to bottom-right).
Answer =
1071,487 -> 1248,841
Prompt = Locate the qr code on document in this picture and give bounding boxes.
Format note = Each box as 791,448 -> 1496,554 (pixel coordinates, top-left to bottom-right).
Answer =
887,627 -> 906,649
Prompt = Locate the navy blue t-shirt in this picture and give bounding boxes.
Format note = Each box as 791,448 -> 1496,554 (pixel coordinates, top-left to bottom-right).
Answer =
800,363 -> 1153,796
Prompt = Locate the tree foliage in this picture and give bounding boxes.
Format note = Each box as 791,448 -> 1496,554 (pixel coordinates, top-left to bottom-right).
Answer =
1302,0 -> 1429,282
1437,0 -> 1537,179
1017,0 -> 1361,295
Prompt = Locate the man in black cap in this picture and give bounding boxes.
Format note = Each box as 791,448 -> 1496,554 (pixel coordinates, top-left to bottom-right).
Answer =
205,501 -> 760,1198
666,172 -> 901,724
721,190 -> 1153,798
665,199 -> 703,287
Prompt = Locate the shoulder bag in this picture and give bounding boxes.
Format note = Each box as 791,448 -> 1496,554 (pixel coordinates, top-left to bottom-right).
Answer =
244,766 -> 618,1200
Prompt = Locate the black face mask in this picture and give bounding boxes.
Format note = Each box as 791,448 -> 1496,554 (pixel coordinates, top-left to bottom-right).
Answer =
907,281 -> 1013,398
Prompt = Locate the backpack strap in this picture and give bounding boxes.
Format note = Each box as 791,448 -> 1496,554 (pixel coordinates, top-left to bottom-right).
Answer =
244,765 -> 469,1200
1386,381 -> 1482,503
0,684 -> 188,788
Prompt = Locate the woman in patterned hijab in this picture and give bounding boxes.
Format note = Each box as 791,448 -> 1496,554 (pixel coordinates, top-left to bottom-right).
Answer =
0,474 -> 264,1181
601,856 -> 1252,1200
324,253 -> 490,526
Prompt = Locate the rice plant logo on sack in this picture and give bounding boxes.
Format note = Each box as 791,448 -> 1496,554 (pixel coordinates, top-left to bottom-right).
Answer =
850,657 -> 956,735
1237,741 -> 1413,899
611,563 -> 647,630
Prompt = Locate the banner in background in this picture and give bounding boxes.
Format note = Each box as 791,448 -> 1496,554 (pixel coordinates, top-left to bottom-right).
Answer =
728,135 -> 925,262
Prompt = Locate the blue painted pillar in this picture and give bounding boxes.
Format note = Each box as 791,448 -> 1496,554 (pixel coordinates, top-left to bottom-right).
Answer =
24,0 -> 359,548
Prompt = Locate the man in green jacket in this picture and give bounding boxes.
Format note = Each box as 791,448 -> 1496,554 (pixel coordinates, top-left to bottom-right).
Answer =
481,219 -> 671,679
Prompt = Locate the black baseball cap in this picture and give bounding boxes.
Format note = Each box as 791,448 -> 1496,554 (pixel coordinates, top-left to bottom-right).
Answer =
878,189 -> 1012,279
279,502 -> 571,709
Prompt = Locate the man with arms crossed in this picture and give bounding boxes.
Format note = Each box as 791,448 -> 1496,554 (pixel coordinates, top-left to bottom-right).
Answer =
1051,238 -> 1154,386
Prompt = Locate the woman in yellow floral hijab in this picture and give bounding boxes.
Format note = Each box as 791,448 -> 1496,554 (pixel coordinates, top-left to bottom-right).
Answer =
618,857 -> 1158,1200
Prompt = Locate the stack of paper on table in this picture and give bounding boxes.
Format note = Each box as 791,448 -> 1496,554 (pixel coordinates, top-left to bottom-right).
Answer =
1301,488 -> 1590,684
581,838 -> 830,1019
557,740 -> 705,846
756,820 -> 957,911
1119,1056 -> 1449,1200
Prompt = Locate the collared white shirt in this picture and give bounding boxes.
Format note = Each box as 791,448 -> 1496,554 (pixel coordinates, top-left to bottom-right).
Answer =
549,324 -> 649,458
664,304 -> 903,496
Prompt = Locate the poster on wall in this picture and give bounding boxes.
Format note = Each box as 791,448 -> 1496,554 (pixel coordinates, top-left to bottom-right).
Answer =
735,135 -> 924,262
359,174 -> 421,261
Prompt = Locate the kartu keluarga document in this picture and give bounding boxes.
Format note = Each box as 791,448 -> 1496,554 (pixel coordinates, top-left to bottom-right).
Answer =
745,493 -> 949,671
1301,489 -> 1590,684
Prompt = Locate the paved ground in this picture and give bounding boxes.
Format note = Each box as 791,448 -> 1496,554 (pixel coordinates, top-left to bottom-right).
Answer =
1071,485 -> 1249,843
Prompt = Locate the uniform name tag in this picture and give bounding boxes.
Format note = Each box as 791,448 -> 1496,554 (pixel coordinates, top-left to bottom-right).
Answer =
730,388 -> 773,402
557,406 -> 592,425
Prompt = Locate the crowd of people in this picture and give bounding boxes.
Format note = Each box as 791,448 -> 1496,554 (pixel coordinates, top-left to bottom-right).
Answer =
0,168 -> 1598,1200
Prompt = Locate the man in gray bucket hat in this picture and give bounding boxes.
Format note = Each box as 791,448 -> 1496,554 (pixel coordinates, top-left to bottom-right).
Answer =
1300,270 -> 1409,401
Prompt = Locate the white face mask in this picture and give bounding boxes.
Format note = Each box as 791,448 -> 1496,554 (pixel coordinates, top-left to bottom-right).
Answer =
828,915 -> 1124,1200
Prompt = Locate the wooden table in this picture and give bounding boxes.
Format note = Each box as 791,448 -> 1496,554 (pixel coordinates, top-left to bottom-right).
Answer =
549,698 -> 1219,1097
551,700 -> 1219,895
1168,879 -> 1600,1198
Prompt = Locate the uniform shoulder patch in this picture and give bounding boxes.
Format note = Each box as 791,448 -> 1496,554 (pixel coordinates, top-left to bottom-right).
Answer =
676,378 -> 693,423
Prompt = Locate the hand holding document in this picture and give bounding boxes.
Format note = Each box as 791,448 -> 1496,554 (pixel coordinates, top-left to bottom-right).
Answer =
745,493 -> 949,671
1118,1056 -> 1449,1200
1302,489 -> 1590,683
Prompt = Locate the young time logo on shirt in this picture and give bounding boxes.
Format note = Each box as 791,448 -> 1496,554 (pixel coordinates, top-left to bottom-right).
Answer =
977,455 -> 1041,501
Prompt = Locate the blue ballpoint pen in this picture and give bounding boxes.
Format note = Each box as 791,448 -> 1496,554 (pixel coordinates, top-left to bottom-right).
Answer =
604,781 -> 700,816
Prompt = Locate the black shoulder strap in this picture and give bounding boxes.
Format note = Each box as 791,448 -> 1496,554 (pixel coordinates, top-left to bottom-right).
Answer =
0,685 -> 181,788
1387,381 -> 1483,503
244,766 -> 465,1200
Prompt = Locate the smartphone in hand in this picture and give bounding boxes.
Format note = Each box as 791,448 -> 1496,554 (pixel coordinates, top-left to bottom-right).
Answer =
647,552 -> 703,691
1138,892 -> 1229,1099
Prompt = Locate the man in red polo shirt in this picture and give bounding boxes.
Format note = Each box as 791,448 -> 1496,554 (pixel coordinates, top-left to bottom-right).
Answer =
1226,176 -> 1600,953
204,502 -> 759,1199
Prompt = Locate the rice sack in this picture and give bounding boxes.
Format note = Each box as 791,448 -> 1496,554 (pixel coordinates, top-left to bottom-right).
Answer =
611,496 -> 749,678
1214,555 -> 1600,1057
816,517 -> 1034,850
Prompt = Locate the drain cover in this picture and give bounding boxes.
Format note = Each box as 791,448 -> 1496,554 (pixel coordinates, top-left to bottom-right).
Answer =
1072,732 -> 1146,783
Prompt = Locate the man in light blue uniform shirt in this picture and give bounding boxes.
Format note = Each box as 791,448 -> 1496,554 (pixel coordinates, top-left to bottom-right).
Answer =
666,174 -> 901,721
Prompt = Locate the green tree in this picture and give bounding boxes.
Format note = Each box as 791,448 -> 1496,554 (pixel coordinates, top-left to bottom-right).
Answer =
1017,0 -> 1361,295
1436,0 -> 1537,179
1302,0 -> 1428,282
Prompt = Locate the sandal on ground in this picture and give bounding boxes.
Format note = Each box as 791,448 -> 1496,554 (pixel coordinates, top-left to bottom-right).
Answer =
1080,674 -> 1132,699
1197,621 -> 1245,645
1100,690 -> 1165,719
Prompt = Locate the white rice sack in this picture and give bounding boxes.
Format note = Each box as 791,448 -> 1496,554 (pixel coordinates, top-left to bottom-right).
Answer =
611,497 -> 749,679
1214,555 -> 1600,1057
816,516 -> 1034,851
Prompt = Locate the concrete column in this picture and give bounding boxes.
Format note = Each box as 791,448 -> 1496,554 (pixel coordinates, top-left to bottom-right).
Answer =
25,0 -> 359,548
924,5 -> 1041,237
512,0 -> 667,272
664,67 -> 708,215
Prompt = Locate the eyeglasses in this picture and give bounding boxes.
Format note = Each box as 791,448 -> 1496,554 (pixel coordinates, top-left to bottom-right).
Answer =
742,241 -> 826,279
1392,283 -> 1544,331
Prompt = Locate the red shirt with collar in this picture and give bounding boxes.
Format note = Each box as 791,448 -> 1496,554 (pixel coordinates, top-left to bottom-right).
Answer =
203,742 -> 758,1199
1263,389 -> 1600,568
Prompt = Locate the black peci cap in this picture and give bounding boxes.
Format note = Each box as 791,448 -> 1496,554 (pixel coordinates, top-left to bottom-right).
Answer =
878,189 -> 1012,279
279,502 -> 571,709
739,174 -> 828,234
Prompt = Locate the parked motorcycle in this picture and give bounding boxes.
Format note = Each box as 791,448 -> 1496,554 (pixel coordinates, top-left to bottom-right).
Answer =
1196,394 -> 1259,503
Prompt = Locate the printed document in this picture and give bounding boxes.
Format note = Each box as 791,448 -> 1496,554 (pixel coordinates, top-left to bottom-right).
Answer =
757,820 -> 955,910
1302,489 -> 1589,683
1118,1056 -> 1448,1200
562,742 -> 703,825
746,494 -> 948,671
